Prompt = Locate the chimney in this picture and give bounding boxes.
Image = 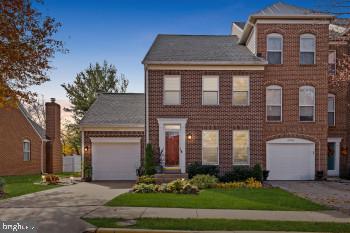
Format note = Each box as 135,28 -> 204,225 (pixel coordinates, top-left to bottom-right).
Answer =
45,98 -> 62,173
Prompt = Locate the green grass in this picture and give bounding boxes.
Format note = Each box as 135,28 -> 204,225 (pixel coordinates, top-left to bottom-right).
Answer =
56,172 -> 81,178
0,174 -> 60,199
84,218 -> 350,232
106,188 -> 327,211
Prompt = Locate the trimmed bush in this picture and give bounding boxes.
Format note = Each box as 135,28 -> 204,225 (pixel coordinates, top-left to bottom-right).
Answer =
133,183 -> 159,193
190,174 -> 218,189
214,178 -> 262,189
187,162 -> 219,178
137,175 -> 156,184
0,177 -> 5,194
133,179 -> 199,194
144,144 -> 156,175
219,164 -> 263,182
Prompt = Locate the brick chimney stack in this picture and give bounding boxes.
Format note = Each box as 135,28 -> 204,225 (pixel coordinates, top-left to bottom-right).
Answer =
45,98 -> 62,173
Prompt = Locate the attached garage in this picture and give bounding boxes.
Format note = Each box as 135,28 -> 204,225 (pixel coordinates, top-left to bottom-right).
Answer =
267,138 -> 315,180
91,137 -> 141,180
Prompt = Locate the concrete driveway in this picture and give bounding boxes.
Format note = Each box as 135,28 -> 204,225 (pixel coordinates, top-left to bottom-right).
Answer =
270,180 -> 350,214
0,181 -> 133,233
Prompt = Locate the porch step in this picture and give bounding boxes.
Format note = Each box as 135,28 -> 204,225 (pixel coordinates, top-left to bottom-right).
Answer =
154,173 -> 188,184
162,168 -> 181,174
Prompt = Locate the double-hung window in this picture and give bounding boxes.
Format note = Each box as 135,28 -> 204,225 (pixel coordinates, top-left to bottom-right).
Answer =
299,86 -> 315,122
233,130 -> 250,165
163,75 -> 181,105
202,130 -> 219,165
328,94 -> 335,126
23,140 -> 31,161
300,34 -> 316,65
328,50 -> 336,75
267,33 -> 283,64
266,85 -> 282,121
202,76 -> 219,105
233,76 -> 249,106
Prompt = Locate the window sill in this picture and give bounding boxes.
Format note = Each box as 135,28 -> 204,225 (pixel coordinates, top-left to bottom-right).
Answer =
299,64 -> 317,67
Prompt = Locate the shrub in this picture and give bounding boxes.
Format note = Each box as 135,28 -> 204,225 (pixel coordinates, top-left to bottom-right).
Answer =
132,183 -> 159,193
262,170 -> 270,181
0,177 -> 5,194
245,177 -> 263,189
190,174 -> 218,189
144,144 -> 156,175
44,175 -> 60,185
214,178 -> 262,189
137,175 -> 156,184
187,162 -> 219,179
132,179 -> 199,194
219,164 -> 263,182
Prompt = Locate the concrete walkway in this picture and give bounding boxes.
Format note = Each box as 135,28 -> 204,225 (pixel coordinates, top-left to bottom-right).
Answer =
85,206 -> 350,223
0,181 -> 132,233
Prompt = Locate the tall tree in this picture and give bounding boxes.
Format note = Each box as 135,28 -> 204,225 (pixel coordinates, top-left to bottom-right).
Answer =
23,95 -> 45,128
62,61 -> 129,123
0,0 -> 65,107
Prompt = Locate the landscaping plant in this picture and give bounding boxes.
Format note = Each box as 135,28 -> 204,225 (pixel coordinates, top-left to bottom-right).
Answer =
0,177 -> 5,195
137,175 -> 156,184
187,162 -> 219,178
219,164 -> 263,182
190,174 -> 218,189
133,178 -> 199,194
214,178 -> 262,189
144,144 -> 156,175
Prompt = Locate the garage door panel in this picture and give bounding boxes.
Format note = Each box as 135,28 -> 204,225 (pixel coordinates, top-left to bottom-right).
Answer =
267,141 -> 315,181
92,142 -> 140,181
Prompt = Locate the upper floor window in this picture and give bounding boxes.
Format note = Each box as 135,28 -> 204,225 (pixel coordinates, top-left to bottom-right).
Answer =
267,33 -> 283,64
233,130 -> 250,165
328,50 -> 336,75
202,130 -> 219,165
266,85 -> 282,122
202,76 -> 219,105
233,76 -> 249,106
299,86 -> 315,122
163,75 -> 181,105
328,94 -> 335,126
300,34 -> 316,65
23,139 -> 31,161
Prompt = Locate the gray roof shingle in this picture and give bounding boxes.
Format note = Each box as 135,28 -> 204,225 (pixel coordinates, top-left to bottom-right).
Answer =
142,35 -> 266,65
19,104 -> 46,139
80,93 -> 145,126
252,2 -> 332,17
234,21 -> 246,30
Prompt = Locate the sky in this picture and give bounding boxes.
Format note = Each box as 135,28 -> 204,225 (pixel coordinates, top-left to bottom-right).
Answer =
33,0 -> 323,112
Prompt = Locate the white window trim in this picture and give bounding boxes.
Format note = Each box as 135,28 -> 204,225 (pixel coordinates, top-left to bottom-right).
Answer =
163,75 -> 181,105
202,130 -> 219,165
267,33 -> 283,64
299,86 -> 316,122
266,85 -> 282,122
202,75 -> 219,105
328,93 -> 336,126
233,130 -> 250,165
329,50 -> 337,75
300,33 -> 316,65
232,76 -> 250,106
23,139 -> 31,161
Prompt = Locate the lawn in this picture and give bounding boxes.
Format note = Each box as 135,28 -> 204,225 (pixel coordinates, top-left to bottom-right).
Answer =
106,188 -> 326,211
84,218 -> 350,232
0,174 -> 61,199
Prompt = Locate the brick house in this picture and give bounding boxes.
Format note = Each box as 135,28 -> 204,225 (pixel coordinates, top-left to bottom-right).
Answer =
0,98 -> 62,176
81,2 -> 350,180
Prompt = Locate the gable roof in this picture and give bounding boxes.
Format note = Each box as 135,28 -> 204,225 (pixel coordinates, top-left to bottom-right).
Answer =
18,104 -> 46,139
234,21 -> 246,30
79,93 -> 145,127
142,34 -> 266,65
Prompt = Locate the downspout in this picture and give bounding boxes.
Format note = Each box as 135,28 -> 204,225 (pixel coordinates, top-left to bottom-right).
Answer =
41,139 -> 44,174
81,130 -> 84,178
145,66 -> 149,143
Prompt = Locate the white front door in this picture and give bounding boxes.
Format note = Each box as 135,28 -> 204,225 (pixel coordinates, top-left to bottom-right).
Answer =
267,138 -> 315,180
327,138 -> 341,176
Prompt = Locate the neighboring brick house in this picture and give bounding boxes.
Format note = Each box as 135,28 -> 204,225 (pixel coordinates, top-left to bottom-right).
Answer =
0,99 -> 62,176
81,2 -> 350,181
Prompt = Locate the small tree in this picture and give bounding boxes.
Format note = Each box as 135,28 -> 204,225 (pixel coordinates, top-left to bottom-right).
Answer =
144,143 -> 156,175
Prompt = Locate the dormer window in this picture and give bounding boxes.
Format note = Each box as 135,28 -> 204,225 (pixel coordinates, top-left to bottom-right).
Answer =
300,34 -> 316,65
267,33 -> 283,64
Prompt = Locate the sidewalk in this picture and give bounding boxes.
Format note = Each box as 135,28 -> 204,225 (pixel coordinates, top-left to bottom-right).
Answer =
84,206 -> 350,223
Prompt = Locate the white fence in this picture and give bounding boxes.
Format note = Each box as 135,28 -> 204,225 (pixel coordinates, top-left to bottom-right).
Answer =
62,155 -> 81,172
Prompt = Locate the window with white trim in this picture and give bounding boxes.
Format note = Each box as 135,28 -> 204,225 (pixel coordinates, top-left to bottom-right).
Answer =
233,130 -> 249,165
23,140 -> 31,161
202,130 -> 219,165
328,94 -> 335,126
267,33 -> 283,64
266,85 -> 282,121
202,76 -> 219,105
163,75 -> 181,105
233,76 -> 249,106
299,86 -> 315,122
300,34 -> 316,64
328,50 -> 336,75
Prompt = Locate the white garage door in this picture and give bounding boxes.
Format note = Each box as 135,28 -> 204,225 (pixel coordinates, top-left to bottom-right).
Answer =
267,138 -> 315,180
91,137 -> 141,180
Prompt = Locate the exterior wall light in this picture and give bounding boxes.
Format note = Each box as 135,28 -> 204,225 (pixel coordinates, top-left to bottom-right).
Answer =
84,146 -> 89,152
187,133 -> 192,140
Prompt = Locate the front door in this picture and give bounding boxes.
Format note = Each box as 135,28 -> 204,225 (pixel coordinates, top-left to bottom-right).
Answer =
165,131 -> 179,167
328,142 -> 339,176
